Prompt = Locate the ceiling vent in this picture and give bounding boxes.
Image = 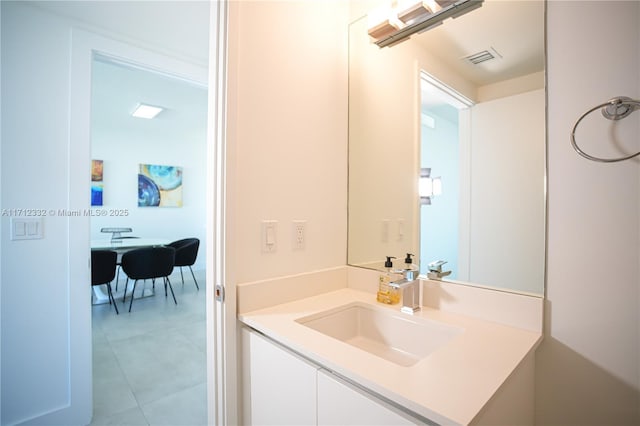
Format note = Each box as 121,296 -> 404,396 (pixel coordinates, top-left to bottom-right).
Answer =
462,47 -> 502,65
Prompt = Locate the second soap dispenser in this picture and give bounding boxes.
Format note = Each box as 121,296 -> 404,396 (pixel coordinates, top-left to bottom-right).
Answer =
402,253 -> 419,280
377,256 -> 400,305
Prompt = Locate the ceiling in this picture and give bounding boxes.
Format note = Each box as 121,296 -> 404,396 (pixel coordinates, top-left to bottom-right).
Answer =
31,0 -> 210,66
33,0 -> 543,89
27,1 -> 210,140
415,0 -> 545,87
417,0 -> 544,121
33,0 -> 543,125
91,58 -> 208,143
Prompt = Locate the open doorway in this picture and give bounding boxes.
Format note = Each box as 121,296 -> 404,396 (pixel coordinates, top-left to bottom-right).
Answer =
0,1 -> 226,423
419,72 -> 472,279
89,56 -> 209,424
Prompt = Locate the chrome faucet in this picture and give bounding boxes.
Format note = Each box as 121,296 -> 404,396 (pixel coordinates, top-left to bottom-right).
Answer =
427,260 -> 451,280
389,268 -> 421,314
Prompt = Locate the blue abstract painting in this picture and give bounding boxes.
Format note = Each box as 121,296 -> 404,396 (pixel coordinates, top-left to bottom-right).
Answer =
138,164 -> 183,207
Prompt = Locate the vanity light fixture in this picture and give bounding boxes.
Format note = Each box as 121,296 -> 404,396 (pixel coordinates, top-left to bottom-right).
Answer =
397,0 -> 442,25
368,0 -> 483,48
419,167 -> 442,205
131,103 -> 164,119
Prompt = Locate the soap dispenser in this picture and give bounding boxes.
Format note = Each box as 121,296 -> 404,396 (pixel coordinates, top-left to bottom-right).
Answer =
377,256 -> 400,305
403,253 -> 419,280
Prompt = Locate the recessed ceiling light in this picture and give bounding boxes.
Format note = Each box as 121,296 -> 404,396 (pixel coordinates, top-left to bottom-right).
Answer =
132,103 -> 164,119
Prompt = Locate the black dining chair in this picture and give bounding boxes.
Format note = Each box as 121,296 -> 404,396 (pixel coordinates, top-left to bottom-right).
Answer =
121,246 -> 177,312
91,249 -> 119,315
168,238 -> 200,290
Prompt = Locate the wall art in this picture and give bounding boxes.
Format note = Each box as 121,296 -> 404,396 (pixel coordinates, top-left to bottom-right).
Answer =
91,159 -> 104,206
138,164 -> 183,207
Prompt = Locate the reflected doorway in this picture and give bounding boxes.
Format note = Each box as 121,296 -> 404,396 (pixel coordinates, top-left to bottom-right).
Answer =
419,72 -> 472,279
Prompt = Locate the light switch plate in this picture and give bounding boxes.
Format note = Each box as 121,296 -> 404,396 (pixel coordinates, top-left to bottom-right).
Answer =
11,217 -> 43,240
397,218 -> 405,241
261,220 -> 277,253
381,219 -> 390,243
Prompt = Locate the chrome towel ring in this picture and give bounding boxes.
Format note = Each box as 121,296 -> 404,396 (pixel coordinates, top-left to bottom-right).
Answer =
570,96 -> 640,163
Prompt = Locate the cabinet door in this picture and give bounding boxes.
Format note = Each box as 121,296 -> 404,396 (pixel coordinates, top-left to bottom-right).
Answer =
317,369 -> 422,425
243,328 -> 317,426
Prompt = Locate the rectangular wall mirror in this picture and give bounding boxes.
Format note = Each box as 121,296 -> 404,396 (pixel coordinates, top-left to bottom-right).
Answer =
347,0 -> 546,296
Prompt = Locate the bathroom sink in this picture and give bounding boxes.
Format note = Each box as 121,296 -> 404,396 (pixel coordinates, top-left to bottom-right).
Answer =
296,303 -> 463,367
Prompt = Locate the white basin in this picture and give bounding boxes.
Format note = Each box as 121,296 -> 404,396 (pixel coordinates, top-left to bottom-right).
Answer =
296,303 -> 463,367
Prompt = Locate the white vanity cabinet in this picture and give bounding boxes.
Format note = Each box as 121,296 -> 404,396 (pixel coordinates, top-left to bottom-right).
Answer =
242,327 -> 427,426
240,287 -> 542,426
242,328 -> 318,425
317,369 -> 423,425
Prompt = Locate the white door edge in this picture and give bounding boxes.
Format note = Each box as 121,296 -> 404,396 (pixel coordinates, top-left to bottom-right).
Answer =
206,1 -> 238,424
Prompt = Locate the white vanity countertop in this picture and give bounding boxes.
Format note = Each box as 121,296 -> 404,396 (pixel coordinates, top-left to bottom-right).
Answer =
239,288 -> 542,425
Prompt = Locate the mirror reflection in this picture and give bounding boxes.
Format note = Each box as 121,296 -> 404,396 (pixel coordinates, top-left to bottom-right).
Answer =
348,0 -> 545,295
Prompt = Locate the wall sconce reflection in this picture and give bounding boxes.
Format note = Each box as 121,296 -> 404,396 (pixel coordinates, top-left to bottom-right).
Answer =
419,167 -> 442,205
367,0 -> 483,48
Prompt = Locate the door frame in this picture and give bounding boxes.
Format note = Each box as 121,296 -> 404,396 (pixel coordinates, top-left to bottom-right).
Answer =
69,13 -> 234,423
206,0 -> 238,424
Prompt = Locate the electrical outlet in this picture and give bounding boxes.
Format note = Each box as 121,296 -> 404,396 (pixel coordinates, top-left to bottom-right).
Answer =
293,220 -> 306,250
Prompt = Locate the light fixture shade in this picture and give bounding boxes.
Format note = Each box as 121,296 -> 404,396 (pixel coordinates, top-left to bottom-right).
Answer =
132,103 -> 164,119
419,175 -> 433,198
432,177 -> 442,196
419,167 -> 442,205
397,0 -> 442,25
367,3 -> 404,40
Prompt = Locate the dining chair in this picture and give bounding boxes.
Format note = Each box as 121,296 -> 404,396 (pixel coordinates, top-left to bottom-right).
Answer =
91,249 -> 119,315
168,238 -> 200,290
121,246 -> 177,312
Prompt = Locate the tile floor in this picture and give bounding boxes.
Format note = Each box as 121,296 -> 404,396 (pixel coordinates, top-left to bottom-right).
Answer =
90,270 -> 208,426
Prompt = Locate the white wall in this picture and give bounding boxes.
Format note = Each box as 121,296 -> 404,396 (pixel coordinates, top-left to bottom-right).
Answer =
1,4 -> 83,424
536,1 -> 640,424
228,0 -> 349,285
466,89 -> 546,294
